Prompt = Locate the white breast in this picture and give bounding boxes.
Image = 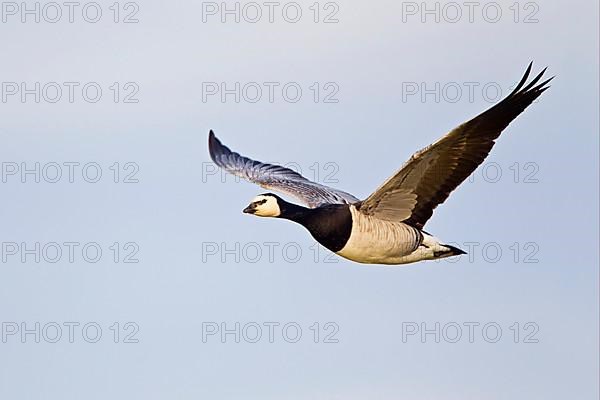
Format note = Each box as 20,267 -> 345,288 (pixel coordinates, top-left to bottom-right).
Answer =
336,206 -> 422,264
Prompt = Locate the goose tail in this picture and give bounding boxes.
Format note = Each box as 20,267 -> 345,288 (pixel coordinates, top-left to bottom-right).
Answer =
437,244 -> 467,257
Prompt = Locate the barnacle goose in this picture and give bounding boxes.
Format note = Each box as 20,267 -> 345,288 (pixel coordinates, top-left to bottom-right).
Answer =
208,64 -> 552,265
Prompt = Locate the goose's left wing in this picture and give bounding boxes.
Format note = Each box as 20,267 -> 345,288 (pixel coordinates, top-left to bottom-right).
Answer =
358,63 -> 553,228
208,131 -> 359,208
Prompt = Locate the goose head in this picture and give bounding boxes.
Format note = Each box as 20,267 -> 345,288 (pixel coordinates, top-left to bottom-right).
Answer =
243,193 -> 283,217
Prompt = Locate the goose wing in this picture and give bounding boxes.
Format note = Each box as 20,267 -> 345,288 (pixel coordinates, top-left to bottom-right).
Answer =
208,131 -> 359,208
358,63 -> 553,228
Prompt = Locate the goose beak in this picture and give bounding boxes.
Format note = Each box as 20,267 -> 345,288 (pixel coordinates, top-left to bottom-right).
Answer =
243,205 -> 255,214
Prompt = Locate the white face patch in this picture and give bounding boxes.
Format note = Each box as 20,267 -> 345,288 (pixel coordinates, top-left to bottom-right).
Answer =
246,195 -> 281,217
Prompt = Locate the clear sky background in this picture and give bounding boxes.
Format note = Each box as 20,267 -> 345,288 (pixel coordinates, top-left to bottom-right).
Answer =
0,1 -> 598,399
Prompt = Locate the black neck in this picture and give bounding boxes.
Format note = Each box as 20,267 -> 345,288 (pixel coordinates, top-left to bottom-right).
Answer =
275,199 -> 353,253
277,200 -> 312,224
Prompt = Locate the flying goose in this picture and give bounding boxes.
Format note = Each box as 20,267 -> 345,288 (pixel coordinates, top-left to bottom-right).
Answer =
208,64 -> 552,265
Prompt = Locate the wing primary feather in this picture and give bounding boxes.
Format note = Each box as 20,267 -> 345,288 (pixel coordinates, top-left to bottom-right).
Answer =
508,61 -> 533,97
521,67 -> 548,92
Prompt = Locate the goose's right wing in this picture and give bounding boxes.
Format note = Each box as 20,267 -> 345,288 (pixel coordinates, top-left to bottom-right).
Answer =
358,63 -> 553,228
208,131 -> 359,208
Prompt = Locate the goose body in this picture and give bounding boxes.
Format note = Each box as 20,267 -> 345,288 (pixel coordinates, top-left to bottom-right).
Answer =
209,64 -> 552,265
336,206 -> 458,264
246,197 -> 462,265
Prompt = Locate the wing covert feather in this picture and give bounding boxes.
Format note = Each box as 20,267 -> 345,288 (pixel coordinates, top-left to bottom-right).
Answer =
208,131 -> 359,208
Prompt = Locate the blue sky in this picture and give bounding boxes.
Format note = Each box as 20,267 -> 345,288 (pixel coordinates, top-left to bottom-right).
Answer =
0,1 -> 598,399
